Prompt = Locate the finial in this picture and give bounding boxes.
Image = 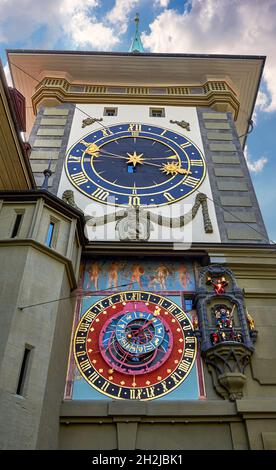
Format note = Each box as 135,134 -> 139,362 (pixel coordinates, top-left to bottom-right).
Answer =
129,13 -> 144,54
41,160 -> 52,190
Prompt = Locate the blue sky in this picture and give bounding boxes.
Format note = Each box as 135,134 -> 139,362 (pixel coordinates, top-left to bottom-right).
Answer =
0,0 -> 275,241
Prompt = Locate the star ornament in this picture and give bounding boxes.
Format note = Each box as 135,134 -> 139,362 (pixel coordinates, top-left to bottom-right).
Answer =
161,162 -> 192,176
126,151 -> 144,167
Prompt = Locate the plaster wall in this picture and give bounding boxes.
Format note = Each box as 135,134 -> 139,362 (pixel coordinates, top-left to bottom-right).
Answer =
57,104 -> 221,244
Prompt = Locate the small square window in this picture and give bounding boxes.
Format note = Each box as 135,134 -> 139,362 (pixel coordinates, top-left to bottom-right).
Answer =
149,108 -> 165,118
104,108 -> 118,116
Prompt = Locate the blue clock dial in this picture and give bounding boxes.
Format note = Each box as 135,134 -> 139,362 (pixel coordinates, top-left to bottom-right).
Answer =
65,122 -> 206,207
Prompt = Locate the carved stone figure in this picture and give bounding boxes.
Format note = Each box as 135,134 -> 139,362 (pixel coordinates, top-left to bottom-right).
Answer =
82,117 -> 103,128
115,206 -> 153,241
62,190 -> 82,211
170,119 -> 191,131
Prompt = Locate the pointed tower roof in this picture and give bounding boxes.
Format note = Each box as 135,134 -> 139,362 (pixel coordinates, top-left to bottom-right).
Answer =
129,13 -> 144,53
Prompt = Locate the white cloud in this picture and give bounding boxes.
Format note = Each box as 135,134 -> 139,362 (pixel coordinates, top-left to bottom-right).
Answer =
142,0 -> 276,112
0,0 -> 123,51
107,0 -> 140,30
244,146 -> 268,173
154,0 -> 170,7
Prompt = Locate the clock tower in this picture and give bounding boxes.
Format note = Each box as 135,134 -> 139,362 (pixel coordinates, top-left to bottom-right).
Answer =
1,21 -> 276,450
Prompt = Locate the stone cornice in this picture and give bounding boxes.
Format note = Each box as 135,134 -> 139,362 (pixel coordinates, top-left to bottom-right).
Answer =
32,78 -> 240,119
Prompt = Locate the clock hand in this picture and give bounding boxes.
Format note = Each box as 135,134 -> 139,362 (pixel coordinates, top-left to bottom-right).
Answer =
89,149 -> 191,175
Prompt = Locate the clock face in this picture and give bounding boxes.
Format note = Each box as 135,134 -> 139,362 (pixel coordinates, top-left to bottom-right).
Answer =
65,122 -> 206,207
74,291 -> 197,400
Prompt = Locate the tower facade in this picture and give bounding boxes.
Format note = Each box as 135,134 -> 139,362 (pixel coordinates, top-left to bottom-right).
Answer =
0,47 -> 276,450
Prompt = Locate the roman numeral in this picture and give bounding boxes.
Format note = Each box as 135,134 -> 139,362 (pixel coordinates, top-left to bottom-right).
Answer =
175,312 -> 187,322
78,322 -> 90,333
178,360 -> 191,373
128,196 -> 140,206
190,159 -> 203,166
100,381 -> 110,392
79,359 -> 91,372
91,188 -> 109,200
128,124 -> 141,136
185,349 -> 195,358
75,337 -> 86,344
186,337 -> 195,344
76,350 -> 86,358
85,311 -> 97,322
183,176 -> 200,188
100,128 -> 113,137
68,155 -> 81,162
71,172 -> 88,185
164,192 -> 175,202
180,142 -> 192,149
88,371 -> 99,383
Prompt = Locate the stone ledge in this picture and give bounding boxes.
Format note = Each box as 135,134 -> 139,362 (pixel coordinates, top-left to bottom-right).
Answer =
60,400 -> 236,417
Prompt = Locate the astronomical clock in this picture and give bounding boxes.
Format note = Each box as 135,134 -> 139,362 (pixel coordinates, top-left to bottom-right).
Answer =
73,290 -> 197,400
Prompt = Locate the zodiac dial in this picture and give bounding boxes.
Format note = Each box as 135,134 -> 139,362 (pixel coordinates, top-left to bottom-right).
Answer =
74,291 -> 197,400
65,122 -> 206,207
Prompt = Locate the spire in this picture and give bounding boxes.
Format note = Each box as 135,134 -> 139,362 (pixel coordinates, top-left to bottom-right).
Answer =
129,13 -> 144,53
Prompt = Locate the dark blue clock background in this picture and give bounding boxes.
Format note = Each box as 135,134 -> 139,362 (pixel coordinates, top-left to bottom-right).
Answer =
65,123 -> 206,207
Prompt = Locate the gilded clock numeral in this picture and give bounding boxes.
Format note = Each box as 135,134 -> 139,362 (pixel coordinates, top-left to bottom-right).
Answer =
186,337 -> 195,344
128,123 -> 141,136
166,303 -> 177,314
180,142 -> 192,149
128,195 -> 141,206
79,359 -> 91,372
190,159 -> 203,166
71,172 -> 88,186
185,348 -> 195,358
175,312 -> 187,322
100,128 -> 113,137
183,176 -> 200,188
178,360 -> 191,372
68,155 -> 81,162
91,188 -> 109,201
88,371 -> 100,383
145,387 -> 156,399
76,350 -> 86,357
75,337 -> 86,344
100,381 -> 110,392
85,311 -> 97,322
164,192 -> 175,202
170,371 -> 182,384
78,322 -> 90,333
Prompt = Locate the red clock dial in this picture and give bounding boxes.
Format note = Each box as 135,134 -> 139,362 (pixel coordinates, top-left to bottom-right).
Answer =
74,291 -> 197,400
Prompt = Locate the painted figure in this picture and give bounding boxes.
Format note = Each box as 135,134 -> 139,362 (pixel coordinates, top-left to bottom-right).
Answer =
128,263 -> 144,288
87,262 -> 101,290
178,264 -> 191,289
108,261 -> 123,289
148,263 -> 171,290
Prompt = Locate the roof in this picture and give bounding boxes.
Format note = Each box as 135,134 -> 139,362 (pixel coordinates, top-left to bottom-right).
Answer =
0,59 -> 35,190
7,50 -> 265,147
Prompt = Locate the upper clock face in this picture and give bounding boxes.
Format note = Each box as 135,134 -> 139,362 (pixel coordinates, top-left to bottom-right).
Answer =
65,122 -> 206,207
74,291 -> 197,400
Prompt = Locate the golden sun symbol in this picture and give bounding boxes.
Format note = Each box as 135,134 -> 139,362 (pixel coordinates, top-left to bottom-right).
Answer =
161,162 -> 192,176
126,151 -> 144,167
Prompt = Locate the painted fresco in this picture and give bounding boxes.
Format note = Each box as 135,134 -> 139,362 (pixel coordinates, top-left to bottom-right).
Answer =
83,258 -> 195,293
65,258 -> 205,401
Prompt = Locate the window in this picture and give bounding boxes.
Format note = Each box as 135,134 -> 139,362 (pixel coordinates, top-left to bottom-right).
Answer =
104,107 -> 118,116
16,346 -> 33,396
46,221 -> 55,247
149,108 -> 165,118
11,212 -> 24,238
